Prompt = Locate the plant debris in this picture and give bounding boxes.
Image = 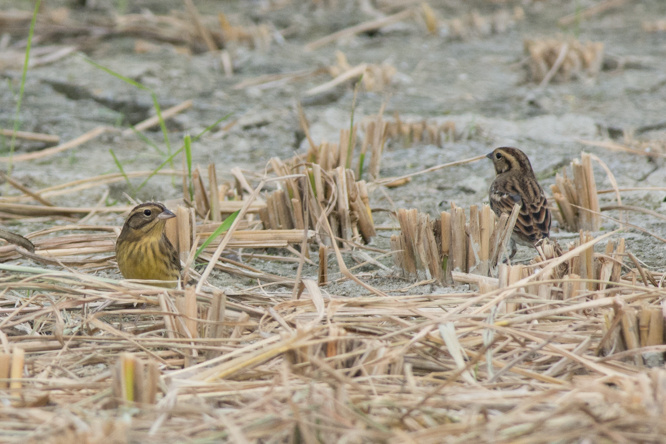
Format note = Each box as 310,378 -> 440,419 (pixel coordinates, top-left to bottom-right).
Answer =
524,36 -> 604,84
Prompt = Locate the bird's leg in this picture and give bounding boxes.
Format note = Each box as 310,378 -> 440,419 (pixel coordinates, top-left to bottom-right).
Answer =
500,238 -> 517,264
508,238 -> 517,260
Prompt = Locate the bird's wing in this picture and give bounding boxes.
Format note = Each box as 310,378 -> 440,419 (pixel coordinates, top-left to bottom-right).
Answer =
490,188 -> 551,244
169,242 -> 182,272
518,192 -> 551,243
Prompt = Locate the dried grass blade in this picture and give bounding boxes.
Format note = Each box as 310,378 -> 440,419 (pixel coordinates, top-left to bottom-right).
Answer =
438,323 -> 476,384
196,181 -> 264,292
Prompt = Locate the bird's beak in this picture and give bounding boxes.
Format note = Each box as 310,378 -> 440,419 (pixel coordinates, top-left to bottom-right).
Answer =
157,209 -> 176,220
486,152 -> 493,159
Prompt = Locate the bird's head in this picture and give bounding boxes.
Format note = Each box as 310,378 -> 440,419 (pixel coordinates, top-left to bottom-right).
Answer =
486,147 -> 534,175
122,202 -> 175,238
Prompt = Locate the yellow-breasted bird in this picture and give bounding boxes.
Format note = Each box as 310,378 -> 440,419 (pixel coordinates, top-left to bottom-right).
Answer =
487,147 -> 551,257
115,202 -> 181,287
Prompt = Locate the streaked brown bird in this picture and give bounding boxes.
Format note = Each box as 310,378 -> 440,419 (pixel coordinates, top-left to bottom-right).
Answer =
115,202 -> 181,287
487,147 -> 551,257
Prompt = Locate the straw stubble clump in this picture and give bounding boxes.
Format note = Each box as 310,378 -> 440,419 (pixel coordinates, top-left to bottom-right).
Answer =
390,203 -> 518,285
419,5 -> 525,40
550,152 -> 603,232
524,36 -> 604,84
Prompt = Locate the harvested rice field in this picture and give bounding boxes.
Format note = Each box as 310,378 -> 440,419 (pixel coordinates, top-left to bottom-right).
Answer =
2,0 -> 666,442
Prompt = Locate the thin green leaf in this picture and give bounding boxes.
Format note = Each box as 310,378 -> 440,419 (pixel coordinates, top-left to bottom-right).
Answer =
346,74 -> 363,170
135,146 -> 185,194
184,134 -> 193,176
8,0 -> 41,177
109,149 -> 135,196
81,54 -> 175,167
195,210 -> 240,259
80,54 -> 148,91
135,114 -> 233,193
6,78 -> 15,96
184,134 -> 194,201
358,153 -> 366,180
193,113 -> 234,141
151,92 -> 172,162
129,126 -> 164,156
308,169 -> 316,198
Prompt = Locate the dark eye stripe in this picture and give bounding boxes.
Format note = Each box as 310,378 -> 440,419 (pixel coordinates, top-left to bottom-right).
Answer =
128,208 -> 158,229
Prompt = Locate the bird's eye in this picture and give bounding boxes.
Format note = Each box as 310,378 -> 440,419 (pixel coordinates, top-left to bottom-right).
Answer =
495,152 -> 502,159
143,209 -> 152,216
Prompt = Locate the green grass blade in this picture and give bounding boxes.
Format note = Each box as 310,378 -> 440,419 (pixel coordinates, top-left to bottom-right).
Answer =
80,54 -> 148,91
184,134 -> 193,177
195,210 -> 240,259
81,55 -> 174,167
184,134 -> 193,201
358,153 -> 366,180
109,149 -> 135,196
308,169 -> 316,198
129,126 -> 164,156
6,78 -> 16,96
151,92 -> 172,163
135,146 -> 184,194
193,113 -> 234,141
346,75 -> 363,170
81,55 -> 227,170
8,0 -> 41,176
135,114 -> 233,193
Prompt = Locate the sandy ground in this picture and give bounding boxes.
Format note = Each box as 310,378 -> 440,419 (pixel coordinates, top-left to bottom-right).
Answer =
2,0 -> 666,291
